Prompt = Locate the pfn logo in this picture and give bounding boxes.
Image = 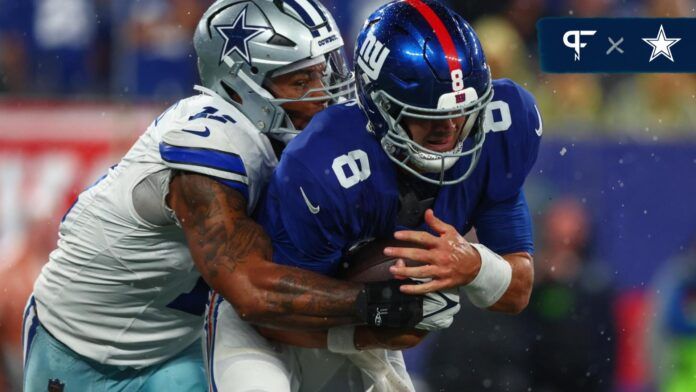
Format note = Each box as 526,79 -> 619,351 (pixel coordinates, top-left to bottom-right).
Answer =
563,30 -> 596,61
357,33 -> 390,81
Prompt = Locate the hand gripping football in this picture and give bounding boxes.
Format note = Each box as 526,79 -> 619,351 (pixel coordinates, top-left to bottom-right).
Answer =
338,237 -> 461,331
338,238 -> 422,282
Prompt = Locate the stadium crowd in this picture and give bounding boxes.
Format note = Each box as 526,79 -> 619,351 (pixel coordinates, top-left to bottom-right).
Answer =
1,0 -> 694,133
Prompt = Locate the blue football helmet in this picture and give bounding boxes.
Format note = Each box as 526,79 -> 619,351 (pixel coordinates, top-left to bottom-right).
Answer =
355,0 -> 493,185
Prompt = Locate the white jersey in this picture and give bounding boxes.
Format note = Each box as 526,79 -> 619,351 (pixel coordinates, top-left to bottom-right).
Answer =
33,87 -> 278,368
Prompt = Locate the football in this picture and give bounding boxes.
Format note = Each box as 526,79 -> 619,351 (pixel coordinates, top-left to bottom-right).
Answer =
337,237 -> 425,282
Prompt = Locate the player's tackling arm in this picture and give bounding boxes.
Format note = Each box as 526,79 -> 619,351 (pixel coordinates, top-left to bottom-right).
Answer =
168,171 -> 361,329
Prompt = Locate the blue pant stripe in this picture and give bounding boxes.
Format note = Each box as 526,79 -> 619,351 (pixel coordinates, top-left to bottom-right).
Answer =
22,296 -> 38,369
208,294 -> 224,392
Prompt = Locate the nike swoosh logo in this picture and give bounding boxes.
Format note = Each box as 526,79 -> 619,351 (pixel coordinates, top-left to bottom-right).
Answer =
534,105 -> 543,137
300,186 -> 320,214
423,291 -> 458,319
182,126 -> 211,137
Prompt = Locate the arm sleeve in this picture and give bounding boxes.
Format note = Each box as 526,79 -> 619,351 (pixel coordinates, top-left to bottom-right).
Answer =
473,190 -> 534,255
256,154 -> 348,276
473,81 -> 540,255
518,85 -> 543,178
484,80 -> 542,201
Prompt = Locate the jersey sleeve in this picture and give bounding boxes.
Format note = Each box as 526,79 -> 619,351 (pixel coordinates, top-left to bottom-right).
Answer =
256,153 -> 348,276
474,80 -> 540,254
484,80 -> 543,201
473,190 -> 534,255
157,97 -> 276,210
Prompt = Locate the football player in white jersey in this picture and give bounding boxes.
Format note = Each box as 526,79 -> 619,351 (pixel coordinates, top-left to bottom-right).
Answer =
22,1 -> 435,391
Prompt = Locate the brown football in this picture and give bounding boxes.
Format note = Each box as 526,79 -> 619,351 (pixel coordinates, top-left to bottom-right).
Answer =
337,237 -> 425,282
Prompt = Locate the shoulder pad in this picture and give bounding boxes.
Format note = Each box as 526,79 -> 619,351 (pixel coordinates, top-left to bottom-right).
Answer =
157,93 -> 276,204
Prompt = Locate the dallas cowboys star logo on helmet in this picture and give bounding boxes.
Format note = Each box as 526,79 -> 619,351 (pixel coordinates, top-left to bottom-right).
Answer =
215,6 -> 269,65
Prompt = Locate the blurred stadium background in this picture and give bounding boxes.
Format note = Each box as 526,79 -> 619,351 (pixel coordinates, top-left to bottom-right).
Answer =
1,0 -> 695,391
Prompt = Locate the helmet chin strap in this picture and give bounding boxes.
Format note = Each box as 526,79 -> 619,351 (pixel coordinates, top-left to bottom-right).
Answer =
379,102 -> 487,186
409,140 -> 465,173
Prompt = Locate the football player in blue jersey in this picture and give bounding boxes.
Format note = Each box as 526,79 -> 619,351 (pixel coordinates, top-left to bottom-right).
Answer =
208,0 -> 542,390
22,1 -> 436,391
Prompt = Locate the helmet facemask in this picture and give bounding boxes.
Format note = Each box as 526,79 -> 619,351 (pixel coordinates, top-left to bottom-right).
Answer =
374,81 -> 493,186
263,49 -> 355,140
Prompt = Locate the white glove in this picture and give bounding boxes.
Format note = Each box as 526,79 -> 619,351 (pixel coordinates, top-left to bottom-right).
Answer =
415,287 -> 460,331
346,349 -> 415,392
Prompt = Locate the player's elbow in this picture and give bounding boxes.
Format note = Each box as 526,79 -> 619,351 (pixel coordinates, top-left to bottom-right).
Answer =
206,268 -> 275,323
224,286 -> 271,323
225,279 -> 273,323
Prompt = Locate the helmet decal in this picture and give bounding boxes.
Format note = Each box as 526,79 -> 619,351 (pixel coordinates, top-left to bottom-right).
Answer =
215,6 -> 269,65
405,0 -> 461,75
357,32 -> 391,81
283,0 -> 332,37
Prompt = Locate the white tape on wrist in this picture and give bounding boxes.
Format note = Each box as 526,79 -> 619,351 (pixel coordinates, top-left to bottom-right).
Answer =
463,243 -> 512,308
327,326 -> 359,354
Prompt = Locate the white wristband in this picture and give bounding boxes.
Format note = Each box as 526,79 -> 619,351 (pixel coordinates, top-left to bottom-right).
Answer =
327,326 -> 359,354
463,243 -> 512,308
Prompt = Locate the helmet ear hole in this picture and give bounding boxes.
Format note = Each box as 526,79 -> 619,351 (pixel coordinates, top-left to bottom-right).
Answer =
250,66 -> 259,75
366,18 -> 382,28
267,33 -> 297,47
221,81 -> 243,104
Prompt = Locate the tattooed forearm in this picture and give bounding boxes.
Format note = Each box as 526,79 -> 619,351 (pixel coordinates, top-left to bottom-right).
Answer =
260,272 -> 359,318
169,172 -> 363,328
172,172 -> 271,277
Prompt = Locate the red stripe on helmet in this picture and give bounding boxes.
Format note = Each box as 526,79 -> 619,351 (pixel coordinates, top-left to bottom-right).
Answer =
405,0 -> 461,73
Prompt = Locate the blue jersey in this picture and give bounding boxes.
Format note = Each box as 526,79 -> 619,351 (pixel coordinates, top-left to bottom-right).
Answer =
256,79 -> 542,276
